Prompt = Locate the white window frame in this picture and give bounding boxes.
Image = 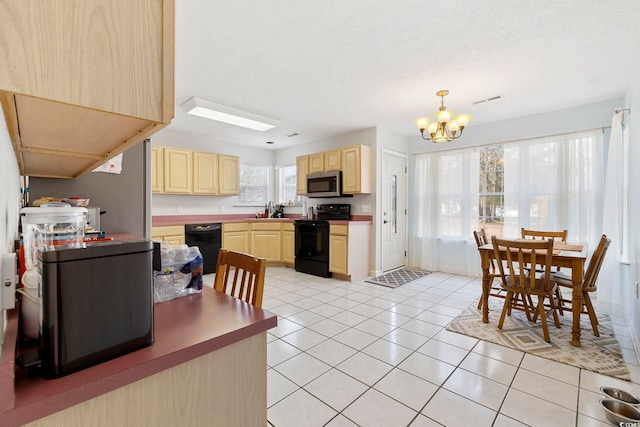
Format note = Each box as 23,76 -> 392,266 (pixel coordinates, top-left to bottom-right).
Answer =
276,165 -> 297,205
237,164 -> 273,206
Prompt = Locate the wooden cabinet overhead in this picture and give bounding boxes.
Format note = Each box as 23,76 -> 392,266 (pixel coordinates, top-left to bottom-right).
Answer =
153,145 -> 238,196
163,148 -> 193,194
296,155 -> 309,195
0,0 -> 175,179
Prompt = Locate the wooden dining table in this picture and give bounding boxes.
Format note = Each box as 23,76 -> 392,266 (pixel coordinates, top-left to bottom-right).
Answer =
478,241 -> 587,347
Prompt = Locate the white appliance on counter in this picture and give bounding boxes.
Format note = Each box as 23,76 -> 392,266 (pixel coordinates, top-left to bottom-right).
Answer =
85,206 -> 102,231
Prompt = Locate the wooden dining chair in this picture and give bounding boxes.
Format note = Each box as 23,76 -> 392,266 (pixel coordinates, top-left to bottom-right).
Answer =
474,229 -> 533,318
473,229 -> 503,310
213,249 -> 267,308
492,236 -> 561,342
551,234 -> 610,337
521,228 -> 568,275
521,228 -> 568,242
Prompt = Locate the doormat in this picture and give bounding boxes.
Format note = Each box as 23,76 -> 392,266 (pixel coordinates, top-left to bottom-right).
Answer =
446,299 -> 630,381
365,267 -> 432,288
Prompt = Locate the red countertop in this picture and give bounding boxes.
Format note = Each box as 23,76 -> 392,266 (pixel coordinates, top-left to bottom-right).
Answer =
152,214 -> 373,226
0,288 -> 277,426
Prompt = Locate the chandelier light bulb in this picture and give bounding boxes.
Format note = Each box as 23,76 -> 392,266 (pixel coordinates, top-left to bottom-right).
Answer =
435,109 -> 453,123
455,114 -> 472,127
426,121 -> 439,134
414,117 -> 431,130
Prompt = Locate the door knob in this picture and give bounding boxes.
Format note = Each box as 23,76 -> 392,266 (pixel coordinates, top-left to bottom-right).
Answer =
383,220 -> 389,224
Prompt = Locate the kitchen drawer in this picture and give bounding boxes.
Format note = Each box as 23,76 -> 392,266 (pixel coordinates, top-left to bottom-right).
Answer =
250,223 -> 283,231
329,224 -> 348,236
152,225 -> 185,239
223,223 -> 249,232
283,222 -> 294,231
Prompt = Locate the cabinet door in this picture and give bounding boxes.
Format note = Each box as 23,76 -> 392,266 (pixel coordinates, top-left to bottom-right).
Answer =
0,0 -> 173,123
282,230 -> 295,264
219,155 -> 239,195
308,153 -> 324,174
193,152 -> 219,194
164,235 -> 185,245
151,145 -> 164,193
296,155 -> 309,195
324,150 -> 341,171
342,145 -> 372,194
223,231 -> 250,253
251,231 -> 282,262
163,148 -> 193,193
329,234 -> 348,275
152,225 -> 185,245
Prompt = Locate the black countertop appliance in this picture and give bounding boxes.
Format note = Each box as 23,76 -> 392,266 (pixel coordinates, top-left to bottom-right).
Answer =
36,239 -> 154,378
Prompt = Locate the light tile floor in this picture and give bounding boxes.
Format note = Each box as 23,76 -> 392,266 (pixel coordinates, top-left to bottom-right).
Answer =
207,267 -> 640,427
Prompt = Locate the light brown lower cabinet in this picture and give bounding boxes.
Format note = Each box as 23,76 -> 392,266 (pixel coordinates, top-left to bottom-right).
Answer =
329,222 -> 370,280
250,223 -> 282,262
282,223 -> 295,265
222,223 -> 250,254
151,225 -> 185,245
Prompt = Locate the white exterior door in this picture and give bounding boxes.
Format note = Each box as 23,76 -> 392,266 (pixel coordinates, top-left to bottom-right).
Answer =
381,150 -> 407,272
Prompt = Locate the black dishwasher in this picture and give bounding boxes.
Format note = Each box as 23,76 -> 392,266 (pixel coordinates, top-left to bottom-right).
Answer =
185,223 -> 222,274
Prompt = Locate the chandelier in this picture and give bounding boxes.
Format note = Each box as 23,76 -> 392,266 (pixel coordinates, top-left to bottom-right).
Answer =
414,90 -> 472,143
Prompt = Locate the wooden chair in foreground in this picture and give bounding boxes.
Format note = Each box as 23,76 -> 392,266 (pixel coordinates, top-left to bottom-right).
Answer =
492,236 -> 561,342
551,234 -> 611,337
213,249 -> 267,308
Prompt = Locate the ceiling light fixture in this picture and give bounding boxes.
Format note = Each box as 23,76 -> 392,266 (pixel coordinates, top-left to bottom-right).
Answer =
181,96 -> 280,131
414,90 -> 472,143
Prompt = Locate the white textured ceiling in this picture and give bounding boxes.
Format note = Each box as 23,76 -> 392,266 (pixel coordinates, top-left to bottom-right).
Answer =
166,0 -> 640,149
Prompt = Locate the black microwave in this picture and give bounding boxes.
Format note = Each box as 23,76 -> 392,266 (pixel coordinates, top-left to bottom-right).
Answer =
306,171 -> 345,198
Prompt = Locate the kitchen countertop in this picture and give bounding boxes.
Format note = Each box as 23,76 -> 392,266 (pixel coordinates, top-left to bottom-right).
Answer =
0,287 -> 277,426
152,214 -> 373,227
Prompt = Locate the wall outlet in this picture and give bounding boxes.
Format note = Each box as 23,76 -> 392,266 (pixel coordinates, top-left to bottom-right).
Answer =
361,205 -> 371,213
177,205 -> 183,213
219,206 -> 225,213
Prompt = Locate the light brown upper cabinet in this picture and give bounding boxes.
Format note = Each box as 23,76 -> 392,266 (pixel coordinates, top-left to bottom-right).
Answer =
218,155 -> 240,195
296,155 -> 309,195
324,150 -> 342,171
0,0 -> 175,178
193,152 -> 219,195
308,153 -> 324,174
163,148 -> 193,194
308,150 -> 341,173
151,146 -> 164,193
342,144 -> 372,194
153,146 -> 238,196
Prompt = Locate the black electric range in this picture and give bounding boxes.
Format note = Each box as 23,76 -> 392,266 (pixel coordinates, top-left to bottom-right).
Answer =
294,204 -> 350,277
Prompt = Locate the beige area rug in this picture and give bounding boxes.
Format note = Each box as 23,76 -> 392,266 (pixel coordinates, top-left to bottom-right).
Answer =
446,299 -> 630,381
365,267 -> 432,288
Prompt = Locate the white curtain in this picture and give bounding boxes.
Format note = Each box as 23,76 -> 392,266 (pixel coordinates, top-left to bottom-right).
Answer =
598,111 -> 624,314
411,129 -> 604,276
412,151 -> 480,276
